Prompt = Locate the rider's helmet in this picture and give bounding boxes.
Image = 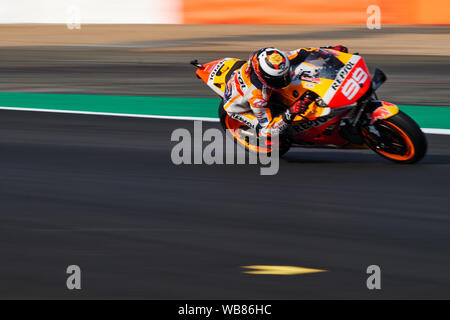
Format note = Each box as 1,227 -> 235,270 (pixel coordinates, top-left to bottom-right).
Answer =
249,48 -> 291,89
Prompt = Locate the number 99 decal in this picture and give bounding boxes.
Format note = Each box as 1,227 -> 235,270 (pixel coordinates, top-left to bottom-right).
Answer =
341,67 -> 368,100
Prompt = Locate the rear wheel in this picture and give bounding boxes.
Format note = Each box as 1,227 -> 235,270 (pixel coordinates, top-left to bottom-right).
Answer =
361,111 -> 427,164
219,101 -> 291,156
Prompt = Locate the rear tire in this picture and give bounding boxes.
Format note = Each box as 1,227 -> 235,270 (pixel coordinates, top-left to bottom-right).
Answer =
362,111 -> 427,164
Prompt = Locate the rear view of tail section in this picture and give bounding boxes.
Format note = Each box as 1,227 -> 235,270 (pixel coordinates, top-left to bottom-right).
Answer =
191,58 -> 245,98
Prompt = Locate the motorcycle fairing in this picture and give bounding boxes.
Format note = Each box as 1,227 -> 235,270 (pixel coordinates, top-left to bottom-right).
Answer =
290,108 -> 350,146
195,58 -> 243,98
296,53 -> 372,109
322,56 -> 371,107
194,51 -> 381,147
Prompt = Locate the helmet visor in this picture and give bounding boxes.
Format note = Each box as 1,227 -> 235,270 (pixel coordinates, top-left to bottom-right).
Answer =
263,71 -> 292,89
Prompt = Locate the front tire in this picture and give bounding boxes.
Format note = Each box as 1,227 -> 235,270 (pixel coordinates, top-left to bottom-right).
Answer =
361,111 -> 427,164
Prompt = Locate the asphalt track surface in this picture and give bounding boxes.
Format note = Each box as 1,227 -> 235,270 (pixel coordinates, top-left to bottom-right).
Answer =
1,110 -> 449,299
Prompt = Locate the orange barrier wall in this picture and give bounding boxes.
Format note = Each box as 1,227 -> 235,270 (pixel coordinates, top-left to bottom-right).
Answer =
183,0 -> 450,24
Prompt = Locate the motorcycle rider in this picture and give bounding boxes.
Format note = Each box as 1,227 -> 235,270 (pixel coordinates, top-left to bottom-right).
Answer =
223,45 -> 348,137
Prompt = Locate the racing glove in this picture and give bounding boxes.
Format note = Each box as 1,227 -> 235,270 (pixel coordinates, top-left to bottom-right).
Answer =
282,92 -> 316,124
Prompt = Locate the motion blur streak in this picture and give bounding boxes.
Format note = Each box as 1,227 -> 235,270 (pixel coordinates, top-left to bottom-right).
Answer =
0,0 -> 181,24
183,0 -> 450,24
1,0 -> 449,25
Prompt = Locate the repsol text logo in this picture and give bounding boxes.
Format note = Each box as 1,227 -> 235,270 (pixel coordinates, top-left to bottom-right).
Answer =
231,113 -> 254,128
209,60 -> 226,81
331,61 -> 355,90
292,115 -> 333,132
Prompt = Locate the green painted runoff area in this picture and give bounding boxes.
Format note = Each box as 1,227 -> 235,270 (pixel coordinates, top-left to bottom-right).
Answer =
0,92 -> 448,129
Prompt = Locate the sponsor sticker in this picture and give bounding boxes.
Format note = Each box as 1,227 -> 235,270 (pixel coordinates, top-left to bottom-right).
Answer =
209,59 -> 227,81
331,61 -> 355,91
291,115 -> 333,133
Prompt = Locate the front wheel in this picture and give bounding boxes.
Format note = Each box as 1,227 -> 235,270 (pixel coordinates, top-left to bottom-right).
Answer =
361,111 -> 427,164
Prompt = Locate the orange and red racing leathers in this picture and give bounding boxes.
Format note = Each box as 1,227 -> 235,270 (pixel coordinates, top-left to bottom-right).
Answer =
223,48 -> 314,137
223,47 -> 347,136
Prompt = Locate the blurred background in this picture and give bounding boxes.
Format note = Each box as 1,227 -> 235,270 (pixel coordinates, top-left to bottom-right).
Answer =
0,0 -> 449,105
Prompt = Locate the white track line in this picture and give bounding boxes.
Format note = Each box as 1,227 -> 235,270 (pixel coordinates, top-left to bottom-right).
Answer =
421,128 -> 450,135
0,106 -> 448,135
0,106 -> 220,122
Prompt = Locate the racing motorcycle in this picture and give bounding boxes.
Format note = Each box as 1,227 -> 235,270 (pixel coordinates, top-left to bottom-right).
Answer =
190,48 -> 427,163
